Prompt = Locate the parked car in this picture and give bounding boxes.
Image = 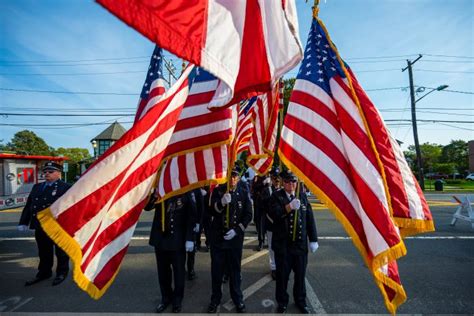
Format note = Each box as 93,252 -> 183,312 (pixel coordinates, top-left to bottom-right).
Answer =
425,173 -> 448,180
466,173 -> 474,181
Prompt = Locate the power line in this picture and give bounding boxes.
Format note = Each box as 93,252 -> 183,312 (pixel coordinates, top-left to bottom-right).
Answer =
0,88 -> 137,96
0,113 -> 133,117
1,86 -> 472,97
0,70 -> 145,76
385,119 -> 473,123
437,122 -> 474,131
381,107 -> 473,111
354,68 -> 401,73
422,53 -> 474,59
0,107 -> 136,112
420,59 -> 474,63
0,121 -> 133,127
365,86 -> 407,91
416,69 -> 474,74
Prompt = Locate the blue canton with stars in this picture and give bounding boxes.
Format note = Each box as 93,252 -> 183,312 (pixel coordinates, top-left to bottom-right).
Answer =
140,45 -> 164,100
297,19 -> 348,96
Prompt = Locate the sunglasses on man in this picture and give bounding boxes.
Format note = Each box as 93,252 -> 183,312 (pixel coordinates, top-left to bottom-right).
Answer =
43,170 -> 57,174
283,179 -> 297,183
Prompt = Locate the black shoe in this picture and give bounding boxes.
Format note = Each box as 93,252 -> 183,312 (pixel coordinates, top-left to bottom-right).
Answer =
222,274 -> 229,283
277,305 -> 287,313
172,305 -> 182,313
52,274 -> 67,286
156,302 -> 170,313
25,275 -> 50,286
255,243 -> 262,251
296,304 -> 311,314
236,302 -> 246,313
207,303 -> 218,313
188,270 -> 196,280
271,270 -> 277,280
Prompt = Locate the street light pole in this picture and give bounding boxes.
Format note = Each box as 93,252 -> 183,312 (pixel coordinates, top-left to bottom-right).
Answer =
403,54 -> 424,190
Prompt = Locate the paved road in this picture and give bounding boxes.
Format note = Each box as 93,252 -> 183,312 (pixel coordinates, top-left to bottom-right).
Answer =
1,202 -> 473,314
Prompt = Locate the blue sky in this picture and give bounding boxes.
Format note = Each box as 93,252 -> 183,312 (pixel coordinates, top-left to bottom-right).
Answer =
1,0 -> 472,154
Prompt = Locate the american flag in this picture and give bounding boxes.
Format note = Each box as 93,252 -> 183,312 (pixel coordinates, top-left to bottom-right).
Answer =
38,53 -> 195,299
278,17 -> 431,313
346,69 -> 433,237
134,45 -> 166,123
156,68 -> 234,201
246,85 -> 280,175
234,97 -> 257,157
97,0 -> 303,107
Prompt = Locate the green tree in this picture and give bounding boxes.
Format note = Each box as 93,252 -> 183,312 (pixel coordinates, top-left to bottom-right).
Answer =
282,78 -> 295,112
439,140 -> 469,173
55,147 -> 91,182
432,162 -> 456,175
404,142 -> 442,173
6,130 -> 55,155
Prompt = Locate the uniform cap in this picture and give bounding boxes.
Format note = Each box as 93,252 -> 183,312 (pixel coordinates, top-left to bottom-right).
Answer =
231,166 -> 241,176
280,170 -> 297,181
42,161 -> 62,172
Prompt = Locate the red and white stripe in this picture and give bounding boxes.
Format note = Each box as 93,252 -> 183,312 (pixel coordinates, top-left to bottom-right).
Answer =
39,65 -> 195,299
281,77 -> 403,260
157,145 -> 230,199
247,86 -> 279,175
234,100 -> 255,157
347,69 -> 433,235
134,77 -> 166,123
164,77 -> 233,157
97,0 -> 303,107
156,73 -> 234,200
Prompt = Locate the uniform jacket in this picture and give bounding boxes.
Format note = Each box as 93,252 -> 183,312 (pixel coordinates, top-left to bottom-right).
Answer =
260,185 -> 280,231
209,182 -> 252,249
268,189 -> 318,255
145,192 -> 197,251
19,180 -> 71,229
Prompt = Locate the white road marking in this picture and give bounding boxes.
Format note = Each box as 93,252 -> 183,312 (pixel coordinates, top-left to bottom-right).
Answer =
241,250 -> 268,266
223,274 -> 273,311
305,278 -> 326,314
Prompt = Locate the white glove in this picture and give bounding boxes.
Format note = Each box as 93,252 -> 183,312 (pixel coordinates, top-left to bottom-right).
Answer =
193,223 -> 200,233
17,225 -> 28,232
263,177 -> 271,185
309,242 -> 319,253
200,188 -> 207,196
185,241 -> 194,252
221,193 -> 232,205
289,198 -> 301,210
223,229 -> 237,240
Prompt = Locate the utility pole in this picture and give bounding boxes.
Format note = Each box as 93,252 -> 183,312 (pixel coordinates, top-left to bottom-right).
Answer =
402,54 -> 424,190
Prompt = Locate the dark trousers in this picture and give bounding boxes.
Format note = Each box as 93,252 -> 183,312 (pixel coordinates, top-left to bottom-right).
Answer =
274,251 -> 308,307
201,216 -> 211,247
154,248 -> 186,307
35,227 -> 69,278
210,246 -> 243,305
254,207 -> 265,244
186,249 -> 195,273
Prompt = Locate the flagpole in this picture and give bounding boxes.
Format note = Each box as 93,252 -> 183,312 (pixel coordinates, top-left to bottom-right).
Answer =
278,79 -> 284,171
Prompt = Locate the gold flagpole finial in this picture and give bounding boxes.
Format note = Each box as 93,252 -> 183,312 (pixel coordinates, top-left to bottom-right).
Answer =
313,0 -> 320,18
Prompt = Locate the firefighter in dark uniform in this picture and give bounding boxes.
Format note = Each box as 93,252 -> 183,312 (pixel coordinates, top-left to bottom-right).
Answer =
206,166 -> 252,313
186,188 -> 205,280
260,167 -> 281,280
268,170 -> 319,314
145,191 -> 197,313
251,175 -> 269,251
18,161 -> 71,286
